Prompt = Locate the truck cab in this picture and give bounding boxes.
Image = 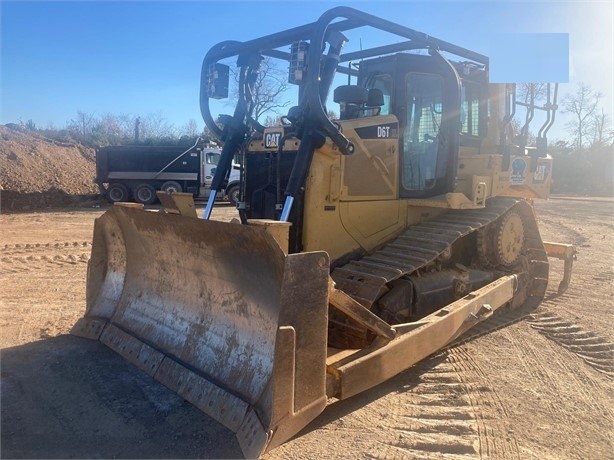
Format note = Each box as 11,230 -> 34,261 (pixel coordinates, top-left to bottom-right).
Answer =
201,150 -> 242,204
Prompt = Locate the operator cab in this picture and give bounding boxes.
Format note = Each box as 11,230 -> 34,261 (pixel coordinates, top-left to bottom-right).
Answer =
331,54 -> 491,198
334,53 -> 486,198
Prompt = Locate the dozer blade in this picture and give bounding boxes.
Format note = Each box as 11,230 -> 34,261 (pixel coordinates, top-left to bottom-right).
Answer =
71,205 -> 330,458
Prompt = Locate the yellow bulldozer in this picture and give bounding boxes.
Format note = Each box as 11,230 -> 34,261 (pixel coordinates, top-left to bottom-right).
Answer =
72,7 -> 576,458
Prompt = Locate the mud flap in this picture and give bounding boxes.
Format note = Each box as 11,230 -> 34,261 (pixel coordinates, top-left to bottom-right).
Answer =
71,206 -> 330,457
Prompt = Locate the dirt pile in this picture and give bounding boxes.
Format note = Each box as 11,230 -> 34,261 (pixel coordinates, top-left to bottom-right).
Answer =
0,125 -> 101,212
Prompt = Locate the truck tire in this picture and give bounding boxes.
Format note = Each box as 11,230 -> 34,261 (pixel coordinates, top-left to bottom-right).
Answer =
107,183 -> 129,203
161,181 -> 183,193
226,184 -> 240,206
134,183 -> 157,205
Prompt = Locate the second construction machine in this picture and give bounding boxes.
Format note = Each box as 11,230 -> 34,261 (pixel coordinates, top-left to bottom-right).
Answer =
72,7 -> 576,458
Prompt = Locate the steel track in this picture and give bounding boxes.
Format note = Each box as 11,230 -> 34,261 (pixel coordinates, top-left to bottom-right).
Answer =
331,197 -> 549,319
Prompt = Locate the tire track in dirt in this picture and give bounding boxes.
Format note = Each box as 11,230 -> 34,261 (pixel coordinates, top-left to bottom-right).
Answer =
1,241 -> 90,275
368,355 -> 481,459
3,241 -> 91,253
447,347 -> 521,459
500,323 -> 610,420
537,201 -> 614,244
366,346 -> 522,460
361,297 -> 580,459
528,308 -> 614,376
537,212 -> 589,247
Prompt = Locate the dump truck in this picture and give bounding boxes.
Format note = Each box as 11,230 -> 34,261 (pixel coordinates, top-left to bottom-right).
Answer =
95,141 -> 241,204
72,7 -> 576,458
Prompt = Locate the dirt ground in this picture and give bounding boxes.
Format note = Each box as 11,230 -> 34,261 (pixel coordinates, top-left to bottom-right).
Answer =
1,198 -> 612,459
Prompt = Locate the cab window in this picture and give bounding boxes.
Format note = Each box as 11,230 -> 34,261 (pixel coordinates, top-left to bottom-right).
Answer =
402,73 -> 444,191
206,152 -> 220,165
368,74 -> 392,115
460,82 -> 481,137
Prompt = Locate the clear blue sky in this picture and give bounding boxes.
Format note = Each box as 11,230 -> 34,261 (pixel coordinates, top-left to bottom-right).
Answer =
1,1 -> 612,142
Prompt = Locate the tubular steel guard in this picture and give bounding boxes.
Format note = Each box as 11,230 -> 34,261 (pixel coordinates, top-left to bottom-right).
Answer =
71,205 -> 330,457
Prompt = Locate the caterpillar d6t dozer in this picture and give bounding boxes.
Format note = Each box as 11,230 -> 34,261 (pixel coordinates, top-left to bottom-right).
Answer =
72,7 -> 576,458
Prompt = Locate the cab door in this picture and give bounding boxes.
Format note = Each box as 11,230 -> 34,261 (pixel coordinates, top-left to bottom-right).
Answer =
360,53 -> 462,199
396,55 -> 462,199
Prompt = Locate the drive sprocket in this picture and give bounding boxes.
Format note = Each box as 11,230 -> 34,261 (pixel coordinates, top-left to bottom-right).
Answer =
493,210 -> 525,267
477,208 -> 526,269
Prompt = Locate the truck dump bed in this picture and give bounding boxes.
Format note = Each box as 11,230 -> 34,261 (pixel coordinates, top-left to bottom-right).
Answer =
95,145 -> 203,196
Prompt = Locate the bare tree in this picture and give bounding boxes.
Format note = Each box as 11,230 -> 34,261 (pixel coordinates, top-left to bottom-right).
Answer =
202,123 -> 219,145
21,119 -> 36,131
140,111 -> 176,141
517,83 -> 547,104
91,113 -> 135,145
67,110 -> 97,140
262,115 -> 281,127
589,109 -> 614,147
562,83 -> 602,149
231,57 -> 290,123
180,119 -> 199,138
252,58 -> 290,121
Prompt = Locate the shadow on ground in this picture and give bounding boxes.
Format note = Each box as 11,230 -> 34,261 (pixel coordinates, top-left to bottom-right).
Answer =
0,190 -> 105,213
0,335 -> 242,459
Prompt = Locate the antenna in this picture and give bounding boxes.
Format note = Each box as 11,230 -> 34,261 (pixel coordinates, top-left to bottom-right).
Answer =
360,38 -> 364,63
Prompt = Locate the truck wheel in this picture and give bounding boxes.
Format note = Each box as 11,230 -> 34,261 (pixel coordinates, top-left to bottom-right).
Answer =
134,184 -> 157,205
226,184 -> 240,206
161,181 -> 182,193
107,183 -> 129,203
